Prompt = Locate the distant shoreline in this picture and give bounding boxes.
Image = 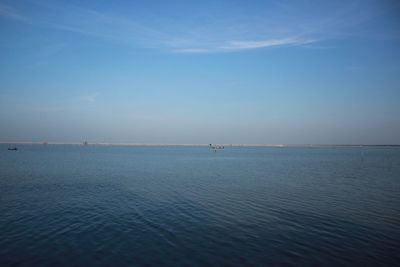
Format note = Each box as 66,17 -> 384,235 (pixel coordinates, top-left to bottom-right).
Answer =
1,142 -> 399,148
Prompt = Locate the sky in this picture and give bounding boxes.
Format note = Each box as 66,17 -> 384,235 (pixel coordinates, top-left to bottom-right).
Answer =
0,0 -> 400,145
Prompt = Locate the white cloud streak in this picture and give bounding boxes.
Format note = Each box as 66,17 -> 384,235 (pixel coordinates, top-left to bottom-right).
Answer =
0,1 -> 383,53
223,38 -> 314,50
80,93 -> 99,103
0,4 -> 29,22
174,38 -> 317,53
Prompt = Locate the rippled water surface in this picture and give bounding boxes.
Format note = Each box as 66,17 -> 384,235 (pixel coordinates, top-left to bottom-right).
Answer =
0,145 -> 399,266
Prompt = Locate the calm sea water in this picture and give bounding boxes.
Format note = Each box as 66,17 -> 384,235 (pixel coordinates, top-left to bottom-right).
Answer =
0,145 -> 399,266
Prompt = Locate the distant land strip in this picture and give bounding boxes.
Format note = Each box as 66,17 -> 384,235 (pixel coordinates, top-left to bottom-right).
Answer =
1,142 -> 399,147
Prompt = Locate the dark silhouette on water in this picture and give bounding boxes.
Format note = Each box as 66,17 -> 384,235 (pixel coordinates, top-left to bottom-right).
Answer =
209,144 -> 224,152
7,146 -> 17,151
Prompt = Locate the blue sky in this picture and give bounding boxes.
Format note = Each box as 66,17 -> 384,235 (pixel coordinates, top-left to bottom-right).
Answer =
0,0 -> 399,144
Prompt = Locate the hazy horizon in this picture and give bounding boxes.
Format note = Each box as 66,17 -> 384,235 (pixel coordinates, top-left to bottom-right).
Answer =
7,140 -> 400,146
1,0 -> 400,145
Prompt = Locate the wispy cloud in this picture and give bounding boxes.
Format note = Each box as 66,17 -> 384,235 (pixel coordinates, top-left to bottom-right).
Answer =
222,38 -> 315,50
0,4 -> 29,22
80,93 -> 99,103
0,1 -> 388,53
174,38 -> 316,53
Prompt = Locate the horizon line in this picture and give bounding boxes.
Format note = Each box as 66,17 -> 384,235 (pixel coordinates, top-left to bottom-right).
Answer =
1,142 -> 400,147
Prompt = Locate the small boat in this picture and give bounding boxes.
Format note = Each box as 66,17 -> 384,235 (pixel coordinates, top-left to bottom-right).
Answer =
209,144 -> 224,150
8,147 -> 18,151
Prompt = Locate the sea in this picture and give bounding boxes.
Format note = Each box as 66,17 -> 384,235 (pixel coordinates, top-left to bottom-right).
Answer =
0,144 -> 399,266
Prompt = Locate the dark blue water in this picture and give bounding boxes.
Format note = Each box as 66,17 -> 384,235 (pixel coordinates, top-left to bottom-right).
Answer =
0,145 -> 399,266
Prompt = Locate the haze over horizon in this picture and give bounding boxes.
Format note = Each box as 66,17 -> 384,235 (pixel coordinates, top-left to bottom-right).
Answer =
1,0 -> 400,145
